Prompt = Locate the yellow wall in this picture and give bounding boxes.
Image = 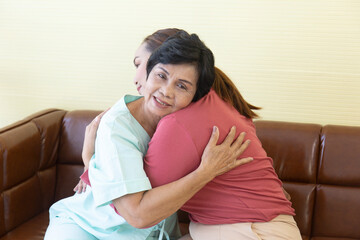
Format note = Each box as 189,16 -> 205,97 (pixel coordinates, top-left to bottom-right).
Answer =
1,0 -> 359,128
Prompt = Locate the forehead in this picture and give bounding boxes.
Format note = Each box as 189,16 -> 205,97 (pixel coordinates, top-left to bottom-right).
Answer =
155,63 -> 198,83
134,43 -> 151,58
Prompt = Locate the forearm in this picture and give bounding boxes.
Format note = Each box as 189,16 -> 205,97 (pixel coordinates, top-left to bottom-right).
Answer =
113,126 -> 252,228
113,167 -> 212,228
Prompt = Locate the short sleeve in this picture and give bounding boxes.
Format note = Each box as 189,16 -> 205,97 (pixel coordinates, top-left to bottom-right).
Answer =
144,115 -> 200,188
89,114 -> 151,207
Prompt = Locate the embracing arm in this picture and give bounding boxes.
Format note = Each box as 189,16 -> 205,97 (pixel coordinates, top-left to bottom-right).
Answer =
74,110 -> 108,193
79,112 -> 252,228
112,126 -> 252,228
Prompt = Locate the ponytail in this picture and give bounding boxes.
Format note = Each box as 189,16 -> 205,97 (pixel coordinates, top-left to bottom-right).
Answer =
212,67 -> 261,119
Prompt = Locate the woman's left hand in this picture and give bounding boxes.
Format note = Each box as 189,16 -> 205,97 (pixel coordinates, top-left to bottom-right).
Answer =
74,109 -> 109,194
82,110 -> 108,168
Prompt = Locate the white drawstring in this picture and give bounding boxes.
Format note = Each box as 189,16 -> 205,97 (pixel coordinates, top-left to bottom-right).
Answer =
157,219 -> 170,240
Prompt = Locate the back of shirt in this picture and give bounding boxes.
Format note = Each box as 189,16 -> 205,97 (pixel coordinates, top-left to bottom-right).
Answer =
144,90 -> 294,224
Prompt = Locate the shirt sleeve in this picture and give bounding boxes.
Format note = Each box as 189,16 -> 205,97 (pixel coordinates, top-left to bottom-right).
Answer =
144,115 -> 200,188
89,115 -> 151,207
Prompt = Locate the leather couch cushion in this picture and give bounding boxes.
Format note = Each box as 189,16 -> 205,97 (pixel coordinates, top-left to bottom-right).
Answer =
254,121 -> 321,183
0,211 -> 49,240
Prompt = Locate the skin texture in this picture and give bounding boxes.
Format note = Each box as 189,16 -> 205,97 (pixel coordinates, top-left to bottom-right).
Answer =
133,43 -> 151,95
142,63 -> 198,121
112,126 -> 251,228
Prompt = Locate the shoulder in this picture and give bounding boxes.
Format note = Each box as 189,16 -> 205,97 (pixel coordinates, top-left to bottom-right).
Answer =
98,96 -> 149,148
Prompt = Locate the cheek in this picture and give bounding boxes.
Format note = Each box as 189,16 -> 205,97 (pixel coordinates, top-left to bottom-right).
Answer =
175,94 -> 194,110
138,65 -> 147,84
134,65 -> 147,85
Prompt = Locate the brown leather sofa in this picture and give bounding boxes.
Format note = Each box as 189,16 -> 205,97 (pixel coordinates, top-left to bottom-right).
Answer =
0,109 -> 359,240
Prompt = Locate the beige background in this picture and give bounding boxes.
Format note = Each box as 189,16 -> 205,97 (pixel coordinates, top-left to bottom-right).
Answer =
1,0 -> 359,128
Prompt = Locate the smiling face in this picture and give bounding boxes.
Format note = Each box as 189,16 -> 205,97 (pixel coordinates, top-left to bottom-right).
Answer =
133,43 -> 152,94
142,63 -> 198,118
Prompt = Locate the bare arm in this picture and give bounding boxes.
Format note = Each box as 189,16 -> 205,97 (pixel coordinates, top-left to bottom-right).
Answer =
112,126 -> 252,228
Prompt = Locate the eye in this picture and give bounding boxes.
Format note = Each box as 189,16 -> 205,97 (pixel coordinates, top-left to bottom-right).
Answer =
158,73 -> 165,79
177,83 -> 187,90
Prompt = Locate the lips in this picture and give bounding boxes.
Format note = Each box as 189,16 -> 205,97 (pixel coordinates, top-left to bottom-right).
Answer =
137,85 -> 142,93
153,96 -> 171,107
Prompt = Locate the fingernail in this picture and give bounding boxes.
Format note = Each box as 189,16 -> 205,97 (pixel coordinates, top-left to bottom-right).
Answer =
213,126 -> 217,133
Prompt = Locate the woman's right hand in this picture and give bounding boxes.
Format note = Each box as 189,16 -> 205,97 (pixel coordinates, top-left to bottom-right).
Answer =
73,172 -> 88,193
198,126 -> 253,179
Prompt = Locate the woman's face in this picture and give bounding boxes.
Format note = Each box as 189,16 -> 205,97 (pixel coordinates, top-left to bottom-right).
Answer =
143,63 -> 198,118
133,43 -> 151,95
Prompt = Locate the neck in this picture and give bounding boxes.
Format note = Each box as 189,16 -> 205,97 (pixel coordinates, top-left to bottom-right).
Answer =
127,98 -> 160,137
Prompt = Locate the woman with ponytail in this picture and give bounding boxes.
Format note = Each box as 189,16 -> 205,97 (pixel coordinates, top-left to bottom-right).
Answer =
144,67 -> 301,239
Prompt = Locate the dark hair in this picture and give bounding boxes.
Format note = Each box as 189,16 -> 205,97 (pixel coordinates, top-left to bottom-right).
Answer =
142,29 -> 260,118
143,28 -> 182,52
213,67 -> 261,118
146,30 -> 215,102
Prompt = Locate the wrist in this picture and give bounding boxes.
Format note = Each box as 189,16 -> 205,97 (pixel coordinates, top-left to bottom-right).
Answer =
193,166 -> 214,185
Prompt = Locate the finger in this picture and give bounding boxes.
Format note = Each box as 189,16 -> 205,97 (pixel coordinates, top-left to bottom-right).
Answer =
91,117 -> 101,129
98,109 -> 109,118
222,126 -> 236,146
234,157 -> 253,167
91,110 -> 108,130
235,139 -> 251,157
78,182 -> 84,193
91,110 -> 108,126
77,182 -> 83,193
81,182 -> 87,193
231,132 -> 246,148
206,126 -> 220,147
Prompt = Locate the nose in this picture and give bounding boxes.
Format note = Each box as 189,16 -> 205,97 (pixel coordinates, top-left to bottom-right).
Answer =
160,83 -> 175,99
133,74 -> 139,85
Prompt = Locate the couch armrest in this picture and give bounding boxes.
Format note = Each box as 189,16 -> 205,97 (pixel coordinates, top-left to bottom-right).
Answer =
0,109 -> 66,237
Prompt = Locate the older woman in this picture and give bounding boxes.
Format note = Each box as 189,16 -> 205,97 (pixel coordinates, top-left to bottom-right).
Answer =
44,30 -> 252,240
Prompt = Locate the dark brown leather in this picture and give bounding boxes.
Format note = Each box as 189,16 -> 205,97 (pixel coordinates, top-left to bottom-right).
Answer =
0,212 -> 49,240
0,110 -> 66,237
0,109 -> 359,239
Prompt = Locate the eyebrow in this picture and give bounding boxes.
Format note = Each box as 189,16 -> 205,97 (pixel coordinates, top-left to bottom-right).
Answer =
158,66 -> 194,86
158,66 -> 169,75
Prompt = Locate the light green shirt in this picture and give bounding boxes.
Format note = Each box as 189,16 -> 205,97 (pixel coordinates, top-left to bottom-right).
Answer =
90,95 -> 151,206
49,95 -> 178,239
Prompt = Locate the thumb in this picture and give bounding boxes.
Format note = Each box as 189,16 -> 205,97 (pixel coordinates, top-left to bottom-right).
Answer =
234,157 -> 253,168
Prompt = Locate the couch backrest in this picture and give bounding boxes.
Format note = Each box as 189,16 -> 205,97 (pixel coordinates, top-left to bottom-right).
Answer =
254,121 -> 360,240
313,125 -> 360,239
1,109 -> 359,239
55,110 -> 101,201
255,121 -> 321,239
